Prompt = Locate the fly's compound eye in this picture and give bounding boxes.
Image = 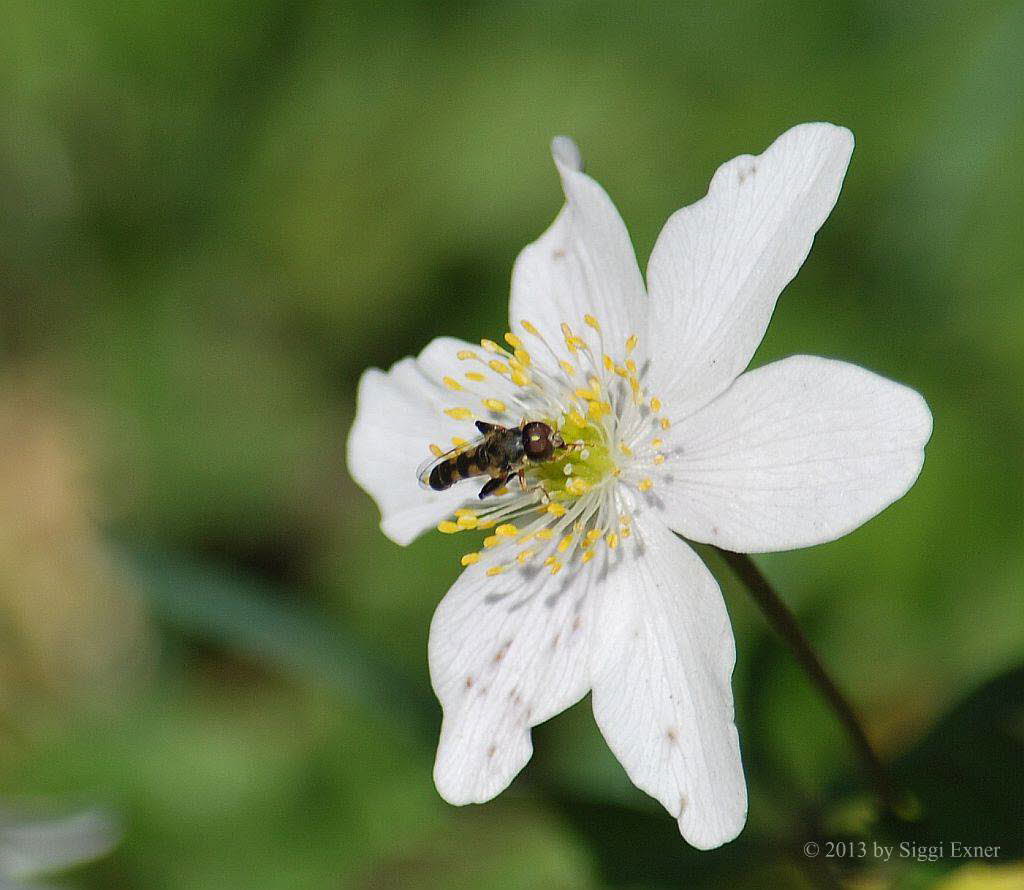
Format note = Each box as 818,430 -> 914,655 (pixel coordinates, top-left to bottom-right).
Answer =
522,422 -> 555,462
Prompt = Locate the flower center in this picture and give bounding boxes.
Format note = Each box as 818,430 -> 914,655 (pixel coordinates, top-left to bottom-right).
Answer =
428,314 -> 671,577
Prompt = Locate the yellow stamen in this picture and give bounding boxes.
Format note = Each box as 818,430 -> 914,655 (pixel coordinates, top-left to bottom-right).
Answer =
429,443 -> 443,457
660,417 -> 671,430
461,552 -> 481,566
638,478 -> 653,492
483,398 -> 507,413
457,515 -> 478,529
443,376 -> 462,391
445,407 -> 473,420
650,397 -> 662,413
584,314 -> 600,331
488,360 -> 510,374
517,549 -> 535,564
452,436 -> 467,447
581,550 -> 596,563
654,454 -> 666,465
457,349 -> 478,360
606,533 -> 619,550
520,319 -> 539,336
513,348 -> 531,367
504,332 -> 522,349
483,535 -> 500,548
574,388 -> 598,401
495,523 -> 518,538
557,534 -> 574,554
437,520 -> 460,534
511,370 -> 530,387
465,371 -> 486,382
481,339 -> 501,353
546,502 -> 567,517
568,409 -> 587,427
535,528 -> 554,540
455,508 -> 477,517
651,437 -> 663,448
486,565 -> 506,576
603,354 -> 614,371
625,334 -> 638,353
618,442 -> 633,457
586,529 -> 603,543
559,360 -> 577,377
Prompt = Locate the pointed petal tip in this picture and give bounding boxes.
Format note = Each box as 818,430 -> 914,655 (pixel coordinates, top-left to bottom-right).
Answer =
551,135 -> 583,172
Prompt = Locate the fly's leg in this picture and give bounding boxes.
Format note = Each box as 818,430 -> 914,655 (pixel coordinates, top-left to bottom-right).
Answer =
478,473 -> 513,500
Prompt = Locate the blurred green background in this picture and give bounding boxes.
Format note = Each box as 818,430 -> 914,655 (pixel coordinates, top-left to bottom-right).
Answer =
0,1 -> 1021,887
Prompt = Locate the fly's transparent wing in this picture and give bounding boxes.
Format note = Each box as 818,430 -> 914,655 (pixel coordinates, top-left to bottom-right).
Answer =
416,436 -> 485,488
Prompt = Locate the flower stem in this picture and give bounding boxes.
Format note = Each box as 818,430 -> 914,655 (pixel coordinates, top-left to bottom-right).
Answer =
715,547 -> 900,818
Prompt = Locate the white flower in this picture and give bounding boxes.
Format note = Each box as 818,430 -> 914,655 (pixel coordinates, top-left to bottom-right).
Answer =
346,123 -> 932,849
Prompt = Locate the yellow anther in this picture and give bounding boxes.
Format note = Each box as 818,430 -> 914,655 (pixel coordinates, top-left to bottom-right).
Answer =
618,442 -> 633,457
535,528 -> 554,540
429,443 -> 443,457
495,523 -> 519,538
486,565 -> 506,577
557,534 -> 574,554
650,397 -> 662,413
621,526 -> 631,538
654,454 -> 666,465
639,478 -> 653,492
443,376 -> 463,391
581,549 -> 596,563
457,515 -> 479,529
513,348 -> 531,367
560,323 -> 578,353
625,334 -> 638,353
549,560 -> 563,576
613,364 -> 630,379
546,502 -> 567,517
504,332 -> 522,349
481,339 -> 501,353
452,436 -> 467,447
483,535 -> 500,548
603,354 -> 614,371
566,478 -> 590,496
517,548 -> 536,564
457,350 -> 478,361
584,530 -> 601,544
511,370 -> 530,387
568,409 -> 587,427
584,314 -> 601,331
520,319 -> 539,336
437,520 -> 460,534
587,401 -> 611,420
465,371 -> 486,382
588,376 -> 602,393
606,532 -> 619,550
488,360 -> 510,374
455,508 -> 476,517
660,417 -> 671,430
445,407 -> 473,420
483,398 -> 507,413
559,360 -> 577,377
651,437 -> 664,448
626,359 -> 637,374
574,388 -> 599,401
494,487 -> 509,496
461,552 -> 481,566
619,515 -> 631,528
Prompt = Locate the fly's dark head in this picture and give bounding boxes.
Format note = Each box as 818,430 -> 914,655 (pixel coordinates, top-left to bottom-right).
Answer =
522,421 -> 560,462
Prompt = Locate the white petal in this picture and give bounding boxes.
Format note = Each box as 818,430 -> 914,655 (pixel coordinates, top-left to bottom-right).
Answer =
646,123 -> 854,418
590,514 -> 746,849
657,355 -> 933,552
509,137 -> 647,368
430,549 -> 596,804
346,337 -> 497,546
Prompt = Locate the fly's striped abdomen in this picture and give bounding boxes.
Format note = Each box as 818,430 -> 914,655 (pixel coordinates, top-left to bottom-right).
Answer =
428,443 -> 489,491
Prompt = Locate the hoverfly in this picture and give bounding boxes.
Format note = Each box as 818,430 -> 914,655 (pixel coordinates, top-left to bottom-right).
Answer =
418,420 -> 567,499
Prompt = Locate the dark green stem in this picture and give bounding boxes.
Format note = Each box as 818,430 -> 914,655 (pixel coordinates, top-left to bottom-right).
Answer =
715,547 -> 900,818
